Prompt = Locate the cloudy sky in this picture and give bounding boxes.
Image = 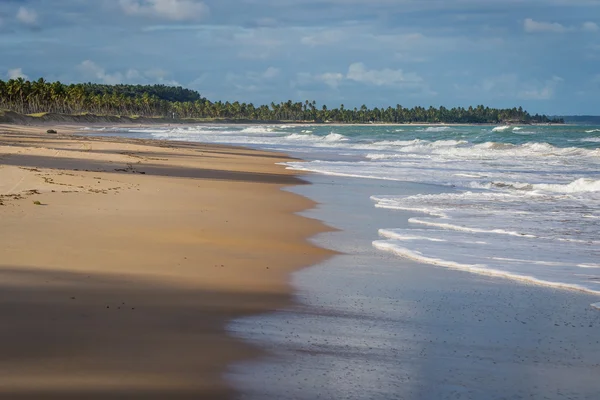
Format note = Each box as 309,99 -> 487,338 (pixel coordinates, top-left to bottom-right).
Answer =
0,0 -> 599,114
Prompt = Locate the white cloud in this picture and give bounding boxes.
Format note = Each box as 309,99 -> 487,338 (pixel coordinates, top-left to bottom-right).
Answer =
316,72 -> 344,88
7,68 -> 28,80
518,76 -> 563,100
76,61 -> 179,86
524,18 -> 566,33
204,28 -> 284,59
300,30 -> 343,46
296,63 -> 425,90
16,7 -> 38,26
119,0 -> 208,21
481,74 -> 518,93
262,67 -> 280,79
346,62 -> 422,86
224,67 -> 283,92
582,22 -> 599,32
77,60 -> 124,85
464,74 -> 563,101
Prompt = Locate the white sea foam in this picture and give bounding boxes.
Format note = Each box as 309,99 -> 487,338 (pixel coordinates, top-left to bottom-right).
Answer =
373,239 -> 600,296
408,218 -> 536,237
240,126 -> 276,134
421,126 -> 451,132
578,264 -> 600,269
585,129 -> 600,133
531,178 -> 600,193
581,137 -> 600,142
285,132 -> 347,142
492,125 -> 511,132
323,133 -> 348,142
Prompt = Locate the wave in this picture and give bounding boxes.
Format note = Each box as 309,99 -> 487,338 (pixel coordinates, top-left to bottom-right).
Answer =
473,178 -> 600,194
421,126 -> 451,132
531,178 -> 600,193
378,229 -> 447,242
408,218 -> 536,237
492,125 -> 511,132
372,240 -> 600,297
585,129 -> 600,133
368,139 -> 468,152
370,139 -> 423,147
581,137 -> 600,143
371,197 -> 447,218
286,132 -> 347,142
578,264 -> 600,269
240,126 -> 275,134
365,140 -> 599,160
323,133 -> 348,142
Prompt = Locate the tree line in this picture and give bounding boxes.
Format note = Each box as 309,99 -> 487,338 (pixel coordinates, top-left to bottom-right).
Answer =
0,78 -> 563,124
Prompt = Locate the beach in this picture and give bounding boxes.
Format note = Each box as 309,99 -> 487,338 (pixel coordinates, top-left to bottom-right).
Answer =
0,126 -> 333,398
2,122 -> 600,399
77,122 -> 600,399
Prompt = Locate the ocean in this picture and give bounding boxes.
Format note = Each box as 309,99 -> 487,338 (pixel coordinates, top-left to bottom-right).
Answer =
88,123 -> 600,300
85,124 -> 600,399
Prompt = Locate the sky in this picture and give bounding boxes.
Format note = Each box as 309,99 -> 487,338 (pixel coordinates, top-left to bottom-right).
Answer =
0,0 -> 599,115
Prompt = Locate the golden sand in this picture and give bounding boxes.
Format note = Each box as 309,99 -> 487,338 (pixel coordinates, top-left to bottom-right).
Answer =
0,127 -> 333,399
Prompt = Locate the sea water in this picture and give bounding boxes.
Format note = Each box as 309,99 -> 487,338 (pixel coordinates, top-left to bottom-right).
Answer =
86,124 -> 600,300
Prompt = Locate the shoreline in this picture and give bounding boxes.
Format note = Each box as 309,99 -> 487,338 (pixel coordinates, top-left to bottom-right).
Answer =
0,128 -> 334,398
228,174 -> 600,399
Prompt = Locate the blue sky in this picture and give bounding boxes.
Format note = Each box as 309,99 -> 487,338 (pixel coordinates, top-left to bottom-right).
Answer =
0,0 -> 599,114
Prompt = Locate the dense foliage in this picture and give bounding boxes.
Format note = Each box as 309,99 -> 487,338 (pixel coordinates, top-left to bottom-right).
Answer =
0,78 -> 563,124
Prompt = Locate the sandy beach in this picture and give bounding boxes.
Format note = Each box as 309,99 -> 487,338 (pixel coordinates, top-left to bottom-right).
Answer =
0,125 -> 333,398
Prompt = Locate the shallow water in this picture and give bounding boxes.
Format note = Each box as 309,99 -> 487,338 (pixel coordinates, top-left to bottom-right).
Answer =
227,175 -> 600,400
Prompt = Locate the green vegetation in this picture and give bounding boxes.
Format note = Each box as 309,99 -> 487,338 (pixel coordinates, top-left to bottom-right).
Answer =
0,78 -> 563,124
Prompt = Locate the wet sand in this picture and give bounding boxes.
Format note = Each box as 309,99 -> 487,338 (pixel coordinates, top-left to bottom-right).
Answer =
0,128 -> 333,399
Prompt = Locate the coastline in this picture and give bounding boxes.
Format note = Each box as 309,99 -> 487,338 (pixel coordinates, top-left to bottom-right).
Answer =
0,128 -> 334,398
0,110 -> 565,128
